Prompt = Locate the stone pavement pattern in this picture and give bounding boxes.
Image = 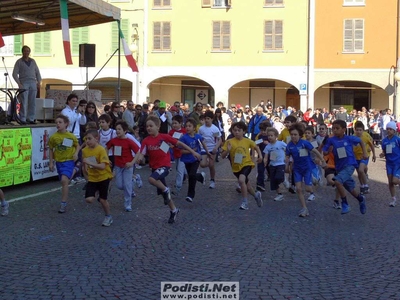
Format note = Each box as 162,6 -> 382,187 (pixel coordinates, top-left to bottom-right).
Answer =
2,151 -> 400,299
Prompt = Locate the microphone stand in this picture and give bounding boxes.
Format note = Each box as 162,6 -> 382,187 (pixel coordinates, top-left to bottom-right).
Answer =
2,56 -> 14,113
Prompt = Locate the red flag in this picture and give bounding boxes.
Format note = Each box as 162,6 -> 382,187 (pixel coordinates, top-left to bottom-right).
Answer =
0,32 -> 5,48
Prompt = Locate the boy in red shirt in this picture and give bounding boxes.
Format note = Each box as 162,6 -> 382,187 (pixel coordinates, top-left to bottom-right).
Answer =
107,120 -> 140,212
168,115 -> 187,195
133,115 -> 201,224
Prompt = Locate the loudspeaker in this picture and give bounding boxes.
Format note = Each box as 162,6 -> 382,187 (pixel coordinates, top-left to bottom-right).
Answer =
79,44 -> 95,67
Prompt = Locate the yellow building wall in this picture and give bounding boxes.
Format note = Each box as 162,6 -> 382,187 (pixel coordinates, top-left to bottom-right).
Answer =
315,0 -> 397,69
148,0 -> 308,67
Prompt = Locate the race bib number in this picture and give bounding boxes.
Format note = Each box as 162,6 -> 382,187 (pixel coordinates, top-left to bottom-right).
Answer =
270,151 -> 277,161
234,153 -> 243,164
255,139 -> 263,145
62,138 -> 73,147
173,132 -> 182,139
386,144 -> 393,154
337,147 -> 347,159
160,141 -> 170,153
114,146 -> 122,156
299,149 -> 308,157
311,141 -> 318,148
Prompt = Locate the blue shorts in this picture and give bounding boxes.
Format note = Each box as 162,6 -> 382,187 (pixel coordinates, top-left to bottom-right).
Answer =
293,168 -> 312,186
333,165 -> 356,192
356,158 -> 369,168
150,167 -> 170,195
386,163 -> 400,178
56,160 -> 75,180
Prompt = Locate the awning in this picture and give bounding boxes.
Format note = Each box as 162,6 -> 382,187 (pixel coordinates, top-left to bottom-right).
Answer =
0,0 -> 121,36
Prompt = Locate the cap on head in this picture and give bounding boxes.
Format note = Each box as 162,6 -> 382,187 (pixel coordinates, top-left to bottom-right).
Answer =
159,101 -> 167,109
387,121 -> 397,130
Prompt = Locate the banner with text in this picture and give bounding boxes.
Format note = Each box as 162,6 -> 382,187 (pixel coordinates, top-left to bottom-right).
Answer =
31,127 -> 58,181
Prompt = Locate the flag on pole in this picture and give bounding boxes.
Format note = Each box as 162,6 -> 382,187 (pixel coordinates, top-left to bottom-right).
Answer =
119,24 -> 138,72
60,0 -> 73,65
0,32 -> 5,48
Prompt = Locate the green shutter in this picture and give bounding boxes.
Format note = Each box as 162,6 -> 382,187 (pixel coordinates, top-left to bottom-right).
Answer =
13,35 -> 23,54
72,27 -> 89,55
34,32 -> 51,55
111,19 -> 129,52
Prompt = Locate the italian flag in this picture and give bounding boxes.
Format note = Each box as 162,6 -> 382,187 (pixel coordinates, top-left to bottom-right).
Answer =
0,32 -> 4,48
60,0 -> 73,65
119,23 -> 138,72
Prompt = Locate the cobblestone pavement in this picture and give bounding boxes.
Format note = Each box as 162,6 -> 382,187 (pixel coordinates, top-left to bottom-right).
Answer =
2,148 -> 400,299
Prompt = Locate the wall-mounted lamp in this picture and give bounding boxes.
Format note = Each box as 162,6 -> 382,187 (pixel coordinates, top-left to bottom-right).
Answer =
11,12 -> 45,26
129,25 -> 139,54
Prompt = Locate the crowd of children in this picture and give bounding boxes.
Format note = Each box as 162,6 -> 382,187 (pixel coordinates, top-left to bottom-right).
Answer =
3,104 -> 400,223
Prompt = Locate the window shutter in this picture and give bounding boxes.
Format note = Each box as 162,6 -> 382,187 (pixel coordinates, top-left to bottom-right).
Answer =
34,33 -> 42,54
275,20 -> 283,49
212,21 -> 221,50
163,0 -> 171,6
43,32 -> 51,54
343,19 -> 353,52
264,21 -> 273,49
265,0 -> 274,5
276,0 -> 283,4
202,0 -> 211,7
111,19 -> 128,52
153,22 -> 161,50
222,21 -> 230,50
154,0 -> 161,6
163,22 -> 171,50
226,0 -> 232,6
354,19 -> 364,51
72,29 -> 80,54
13,35 -> 22,54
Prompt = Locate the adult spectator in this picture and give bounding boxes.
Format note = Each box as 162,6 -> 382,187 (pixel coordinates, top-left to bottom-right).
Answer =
189,102 -> 203,125
232,109 -> 246,123
122,100 -> 135,132
154,101 -> 172,133
108,101 -> 123,129
103,104 -> 111,114
382,108 -> 394,139
12,45 -> 42,125
266,104 -> 273,115
274,106 -> 285,120
303,108 -> 313,123
335,106 -> 348,121
227,104 -> 236,119
85,101 -> 98,124
173,101 -> 184,117
152,99 -> 161,112
311,108 -> 324,125
137,104 -> 149,139
248,106 -> 267,140
61,93 -> 87,142
257,100 -> 267,112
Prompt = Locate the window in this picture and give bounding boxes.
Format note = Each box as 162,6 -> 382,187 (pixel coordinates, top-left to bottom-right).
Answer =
153,22 -> 171,51
343,0 -> 365,6
212,21 -> 230,51
213,0 -> 231,7
72,27 -> 89,55
153,0 -> 171,8
202,0 -> 211,7
111,19 -> 129,52
0,35 -> 21,56
264,20 -> 283,50
34,32 -> 51,55
264,0 -> 284,6
343,19 -> 364,53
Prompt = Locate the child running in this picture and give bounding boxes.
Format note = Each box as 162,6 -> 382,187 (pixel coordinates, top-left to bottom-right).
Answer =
179,118 -> 208,203
353,121 -> 376,194
106,120 -> 140,212
279,115 -> 297,193
82,130 -> 114,226
304,126 -> 324,187
379,121 -> 400,207
168,115 -> 187,195
221,121 -> 263,210
0,189 -> 10,216
263,128 -> 287,201
255,120 -> 272,191
322,120 -> 367,215
286,123 -> 326,217
49,115 -> 80,213
133,115 -> 201,224
98,114 -> 117,169
199,110 -> 221,189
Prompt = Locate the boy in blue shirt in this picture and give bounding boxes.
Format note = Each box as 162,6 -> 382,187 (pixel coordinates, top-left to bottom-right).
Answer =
379,121 -> 400,207
322,120 -> 368,215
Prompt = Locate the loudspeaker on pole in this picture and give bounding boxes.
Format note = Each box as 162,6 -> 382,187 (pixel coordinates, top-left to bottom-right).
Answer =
79,44 -> 95,67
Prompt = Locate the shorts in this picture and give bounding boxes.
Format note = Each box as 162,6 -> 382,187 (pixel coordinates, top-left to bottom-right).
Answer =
324,167 -> 336,178
269,164 -> 285,190
56,160 -> 75,180
293,167 -> 312,186
150,167 -> 170,195
333,165 -> 356,192
356,158 -> 369,168
85,179 -> 111,200
386,163 -> 400,178
233,166 -> 253,184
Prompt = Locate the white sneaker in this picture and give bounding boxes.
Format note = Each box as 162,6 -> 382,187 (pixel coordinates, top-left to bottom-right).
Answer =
254,191 -> 263,207
200,172 -> 206,185
390,199 -> 397,207
307,193 -> 316,201
274,194 -> 284,201
239,201 -> 249,210
102,215 -> 113,227
209,180 -> 216,189
283,180 -> 290,189
1,201 -> 9,216
298,207 -> 309,217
